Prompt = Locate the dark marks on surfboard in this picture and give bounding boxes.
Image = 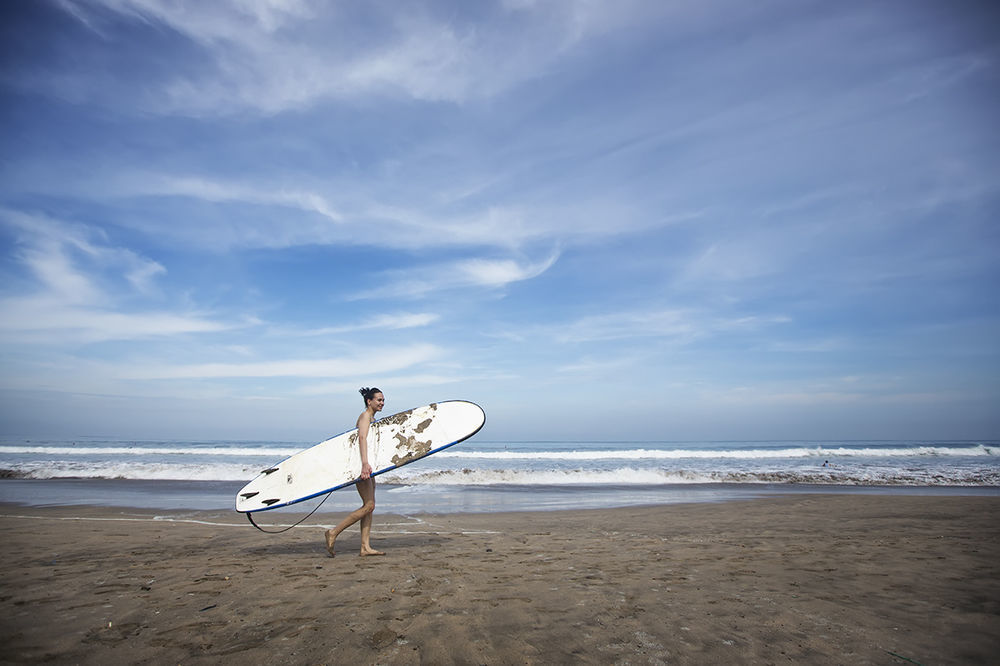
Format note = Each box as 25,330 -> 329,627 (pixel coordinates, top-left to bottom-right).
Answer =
391,433 -> 433,466
414,418 -> 433,433
379,409 -> 414,426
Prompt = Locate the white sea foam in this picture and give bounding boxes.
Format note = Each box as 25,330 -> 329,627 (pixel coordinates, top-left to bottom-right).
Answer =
1,440 -> 997,486
378,466 -> 1000,487
438,444 -> 996,460
1,443 -> 993,460
4,461 -> 997,486
3,461 -> 261,481
0,445 -> 300,458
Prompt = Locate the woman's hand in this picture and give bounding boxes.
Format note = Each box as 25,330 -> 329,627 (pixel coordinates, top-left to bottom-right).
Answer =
361,462 -> 373,480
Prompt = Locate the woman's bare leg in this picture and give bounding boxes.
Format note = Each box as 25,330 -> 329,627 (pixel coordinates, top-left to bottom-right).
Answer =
324,478 -> 383,557
357,478 -> 384,556
325,504 -> 366,557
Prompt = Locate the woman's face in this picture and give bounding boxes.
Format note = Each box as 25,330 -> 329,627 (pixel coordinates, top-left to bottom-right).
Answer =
368,392 -> 385,412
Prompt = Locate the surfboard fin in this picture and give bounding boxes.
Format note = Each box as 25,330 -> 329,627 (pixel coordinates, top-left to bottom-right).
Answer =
240,491 -> 259,499
261,467 -> 279,475
261,498 -> 281,506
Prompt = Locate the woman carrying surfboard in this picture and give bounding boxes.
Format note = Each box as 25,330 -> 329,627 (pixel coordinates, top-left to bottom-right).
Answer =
324,387 -> 387,558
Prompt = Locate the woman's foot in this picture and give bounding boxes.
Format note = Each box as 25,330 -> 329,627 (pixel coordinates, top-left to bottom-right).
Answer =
325,530 -> 337,557
360,547 -> 385,557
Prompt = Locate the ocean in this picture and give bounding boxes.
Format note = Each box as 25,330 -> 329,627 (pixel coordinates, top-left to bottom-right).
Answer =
1,437 -> 997,516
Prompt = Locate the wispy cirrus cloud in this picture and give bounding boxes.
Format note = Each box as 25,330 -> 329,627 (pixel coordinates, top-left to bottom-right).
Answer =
0,209 -> 243,343
142,175 -> 344,223
8,168 -> 660,253
351,251 -> 560,300
698,379 -> 968,408
550,308 -> 790,345
0,297 -> 234,344
3,208 -> 166,301
555,354 -> 642,375
282,313 -> 440,337
116,343 -> 441,379
47,0 -> 673,114
297,372 -> 465,397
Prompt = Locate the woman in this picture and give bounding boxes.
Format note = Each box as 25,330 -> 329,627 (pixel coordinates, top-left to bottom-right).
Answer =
325,387 -> 387,558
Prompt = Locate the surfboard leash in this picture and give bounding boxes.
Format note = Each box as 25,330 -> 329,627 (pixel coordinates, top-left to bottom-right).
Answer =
245,488 -> 335,534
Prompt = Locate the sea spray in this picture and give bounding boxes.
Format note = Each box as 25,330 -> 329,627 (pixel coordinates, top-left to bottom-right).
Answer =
0,439 -> 996,487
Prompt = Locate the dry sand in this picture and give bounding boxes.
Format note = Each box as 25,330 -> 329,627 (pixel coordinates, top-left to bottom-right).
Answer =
1,495 -> 997,665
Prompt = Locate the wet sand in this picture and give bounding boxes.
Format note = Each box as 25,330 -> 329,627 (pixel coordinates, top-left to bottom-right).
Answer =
1,495 -> 997,664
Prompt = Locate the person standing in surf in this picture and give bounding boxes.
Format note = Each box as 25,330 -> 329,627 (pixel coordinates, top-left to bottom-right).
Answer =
325,387 -> 386,558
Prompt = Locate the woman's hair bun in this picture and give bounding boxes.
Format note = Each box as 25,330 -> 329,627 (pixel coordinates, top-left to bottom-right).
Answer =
359,387 -> 381,403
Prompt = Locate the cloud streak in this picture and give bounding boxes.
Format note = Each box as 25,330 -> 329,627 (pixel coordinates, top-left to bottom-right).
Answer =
117,343 -> 441,379
0,210 -> 241,343
286,313 -> 441,337
352,252 -> 561,300
0,297 -> 235,344
48,0 -> 659,114
144,175 -> 344,223
552,308 -> 789,345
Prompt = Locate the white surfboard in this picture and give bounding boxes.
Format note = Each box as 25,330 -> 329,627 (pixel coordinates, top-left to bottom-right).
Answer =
235,400 -> 485,513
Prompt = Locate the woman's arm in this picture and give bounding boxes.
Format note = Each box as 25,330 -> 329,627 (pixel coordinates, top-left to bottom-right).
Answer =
357,414 -> 373,480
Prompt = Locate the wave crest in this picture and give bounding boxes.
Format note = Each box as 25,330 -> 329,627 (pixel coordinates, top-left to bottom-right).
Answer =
439,444 -> 996,461
379,466 -> 1000,487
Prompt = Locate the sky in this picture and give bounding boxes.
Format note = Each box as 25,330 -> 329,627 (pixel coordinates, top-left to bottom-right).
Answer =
0,0 -> 998,442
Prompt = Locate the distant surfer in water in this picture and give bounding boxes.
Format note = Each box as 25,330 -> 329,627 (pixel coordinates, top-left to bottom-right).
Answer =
325,387 -> 387,558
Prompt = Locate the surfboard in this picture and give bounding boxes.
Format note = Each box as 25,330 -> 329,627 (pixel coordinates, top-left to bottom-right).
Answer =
235,400 -> 485,513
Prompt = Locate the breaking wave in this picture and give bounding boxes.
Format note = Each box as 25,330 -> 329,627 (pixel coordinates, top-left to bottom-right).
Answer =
438,444 -> 995,461
1,439 -> 997,486
379,466 -> 1000,487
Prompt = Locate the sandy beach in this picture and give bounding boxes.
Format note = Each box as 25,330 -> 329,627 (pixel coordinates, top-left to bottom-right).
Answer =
1,495 -> 997,665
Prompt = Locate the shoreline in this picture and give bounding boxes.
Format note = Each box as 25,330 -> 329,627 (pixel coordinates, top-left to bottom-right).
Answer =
2,495 -> 998,664
1,477 -> 998,515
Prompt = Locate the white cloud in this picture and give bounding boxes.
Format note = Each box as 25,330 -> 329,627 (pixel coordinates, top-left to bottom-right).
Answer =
3,209 -> 167,305
0,209 -> 239,343
703,384 -> 967,408
455,255 -> 558,288
117,343 -> 441,379
0,297 -> 234,344
6,161 -> 704,255
353,252 -> 560,300
17,239 -> 102,305
288,312 -> 440,336
70,0 -> 314,46
555,354 -> 640,374
556,308 -> 699,344
146,175 -> 344,223
297,372 -> 464,396
548,308 -> 789,344
53,0 -> 672,114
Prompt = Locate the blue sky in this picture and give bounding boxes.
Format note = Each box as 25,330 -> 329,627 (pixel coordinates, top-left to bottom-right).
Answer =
1,0 -> 997,442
